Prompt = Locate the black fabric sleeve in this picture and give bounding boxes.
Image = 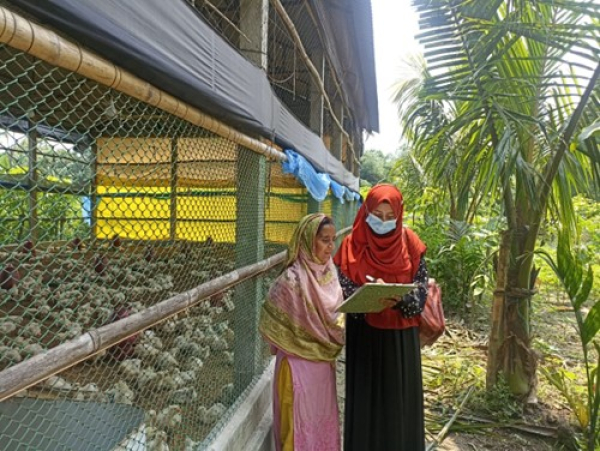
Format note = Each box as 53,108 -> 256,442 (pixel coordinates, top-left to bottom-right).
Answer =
337,267 -> 360,299
393,256 -> 429,318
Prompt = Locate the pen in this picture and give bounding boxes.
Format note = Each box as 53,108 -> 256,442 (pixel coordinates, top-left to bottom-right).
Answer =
366,275 -> 376,282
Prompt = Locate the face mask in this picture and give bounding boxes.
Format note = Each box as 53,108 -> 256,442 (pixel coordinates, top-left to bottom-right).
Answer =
366,213 -> 397,235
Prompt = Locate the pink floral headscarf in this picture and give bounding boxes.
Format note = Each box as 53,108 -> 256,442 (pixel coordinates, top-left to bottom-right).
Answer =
259,213 -> 344,361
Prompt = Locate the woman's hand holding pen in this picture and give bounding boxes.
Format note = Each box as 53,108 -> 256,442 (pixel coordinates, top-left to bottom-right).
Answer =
366,275 -> 401,308
366,275 -> 384,284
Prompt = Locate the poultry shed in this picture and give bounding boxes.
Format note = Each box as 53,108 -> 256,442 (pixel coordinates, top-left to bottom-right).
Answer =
0,0 -> 376,449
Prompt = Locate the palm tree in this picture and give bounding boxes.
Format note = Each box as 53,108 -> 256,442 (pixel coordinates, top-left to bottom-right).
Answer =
396,0 -> 600,397
392,55 -> 490,222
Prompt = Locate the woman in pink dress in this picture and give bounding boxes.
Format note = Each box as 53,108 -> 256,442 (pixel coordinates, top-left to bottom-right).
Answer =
259,213 -> 345,451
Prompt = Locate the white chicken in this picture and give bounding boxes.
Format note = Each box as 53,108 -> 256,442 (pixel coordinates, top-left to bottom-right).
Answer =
178,370 -> 197,385
198,403 -> 227,425
184,436 -> 199,451
146,428 -> 170,451
106,380 -> 135,405
220,383 -> 234,403
209,336 -> 228,352
177,342 -> 209,360
44,375 -> 73,391
155,351 -> 178,370
143,330 -> 164,350
0,346 -> 22,365
156,404 -> 182,431
0,319 -> 19,335
119,358 -> 143,381
135,342 -> 160,361
22,343 -> 45,357
137,367 -> 159,390
170,387 -> 197,405
182,357 -> 203,373
154,371 -> 179,391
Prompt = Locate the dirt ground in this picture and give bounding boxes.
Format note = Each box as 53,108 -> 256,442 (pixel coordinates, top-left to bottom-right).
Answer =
336,290 -> 585,450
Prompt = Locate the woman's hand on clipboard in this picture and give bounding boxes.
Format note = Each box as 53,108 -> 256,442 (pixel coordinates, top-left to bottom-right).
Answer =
366,275 -> 401,308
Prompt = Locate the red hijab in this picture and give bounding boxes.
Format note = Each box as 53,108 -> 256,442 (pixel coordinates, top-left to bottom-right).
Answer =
334,184 -> 426,285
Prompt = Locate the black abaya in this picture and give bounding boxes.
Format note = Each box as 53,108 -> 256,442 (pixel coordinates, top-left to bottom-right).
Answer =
344,315 -> 424,451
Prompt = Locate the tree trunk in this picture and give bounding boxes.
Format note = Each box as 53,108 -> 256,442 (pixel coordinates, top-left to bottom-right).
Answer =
487,227 -> 538,399
487,230 -> 509,388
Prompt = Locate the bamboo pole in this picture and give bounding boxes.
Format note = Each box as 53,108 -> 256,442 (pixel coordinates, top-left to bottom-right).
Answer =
302,1 -> 352,131
0,226 -> 351,401
487,230 -> 510,388
269,0 -> 360,167
426,386 -> 475,451
202,0 -> 252,45
0,6 -> 284,163
90,141 -> 98,240
27,117 -> 38,243
0,252 -> 286,401
169,137 -> 178,241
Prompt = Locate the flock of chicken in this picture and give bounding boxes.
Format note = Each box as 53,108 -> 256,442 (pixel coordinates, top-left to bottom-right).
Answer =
1,239 -> 276,450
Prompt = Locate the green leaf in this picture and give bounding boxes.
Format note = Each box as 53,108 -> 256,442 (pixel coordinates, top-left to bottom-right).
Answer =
579,121 -> 600,142
582,301 -> 600,345
473,287 -> 485,296
574,266 -> 594,310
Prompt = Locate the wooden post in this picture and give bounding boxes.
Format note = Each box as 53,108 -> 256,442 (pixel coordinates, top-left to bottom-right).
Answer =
352,130 -> 362,176
487,230 -> 510,388
90,141 -> 98,241
331,99 -> 344,161
240,0 -> 269,70
307,49 -> 325,214
332,197 -> 344,233
234,0 -> 270,394
169,137 -> 178,241
307,194 -> 321,214
233,148 -> 266,393
309,50 -> 325,136
27,117 -> 38,243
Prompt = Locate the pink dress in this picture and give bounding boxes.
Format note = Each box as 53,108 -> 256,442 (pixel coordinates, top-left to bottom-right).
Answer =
273,350 -> 341,451
258,214 -> 345,451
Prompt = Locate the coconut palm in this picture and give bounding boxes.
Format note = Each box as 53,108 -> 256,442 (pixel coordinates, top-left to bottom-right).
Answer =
395,0 -> 600,398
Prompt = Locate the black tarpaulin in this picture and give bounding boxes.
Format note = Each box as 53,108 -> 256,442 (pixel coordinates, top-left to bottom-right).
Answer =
7,0 -> 364,190
308,0 -> 379,135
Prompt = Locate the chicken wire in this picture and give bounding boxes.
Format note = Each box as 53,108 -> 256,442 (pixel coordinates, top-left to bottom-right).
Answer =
0,39 -> 361,451
184,0 -> 358,167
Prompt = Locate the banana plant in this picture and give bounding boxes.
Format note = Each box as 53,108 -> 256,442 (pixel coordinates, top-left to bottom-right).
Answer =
537,231 -> 598,450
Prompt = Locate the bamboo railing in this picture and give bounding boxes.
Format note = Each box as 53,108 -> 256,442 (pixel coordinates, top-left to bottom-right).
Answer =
0,6 -> 285,163
0,226 -> 351,401
0,252 -> 286,402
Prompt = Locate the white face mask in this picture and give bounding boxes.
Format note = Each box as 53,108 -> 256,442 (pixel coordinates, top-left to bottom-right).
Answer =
366,213 -> 397,235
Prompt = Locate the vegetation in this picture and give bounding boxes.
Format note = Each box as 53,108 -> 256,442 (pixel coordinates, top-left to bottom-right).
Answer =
537,232 -> 598,450
0,136 -> 92,244
358,149 -> 396,188
393,0 -> 599,399
352,0 -> 600,447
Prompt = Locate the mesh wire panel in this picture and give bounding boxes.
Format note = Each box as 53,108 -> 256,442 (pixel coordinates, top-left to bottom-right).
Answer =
0,2 -> 362,449
185,0 -> 241,52
184,0 -> 358,167
0,41 -> 308,450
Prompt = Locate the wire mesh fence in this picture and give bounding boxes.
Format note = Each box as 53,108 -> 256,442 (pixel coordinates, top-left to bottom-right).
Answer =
182,0 -> 358,169
0,18 -> 359,451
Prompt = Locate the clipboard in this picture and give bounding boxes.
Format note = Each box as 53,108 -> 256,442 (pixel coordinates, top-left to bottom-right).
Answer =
336,283 -> 417,313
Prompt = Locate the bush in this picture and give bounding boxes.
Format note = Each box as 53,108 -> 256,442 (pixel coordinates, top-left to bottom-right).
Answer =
413,215 -> 496,313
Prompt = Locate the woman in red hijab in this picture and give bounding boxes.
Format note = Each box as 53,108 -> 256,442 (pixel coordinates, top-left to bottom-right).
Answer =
334,184 -> 428,451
